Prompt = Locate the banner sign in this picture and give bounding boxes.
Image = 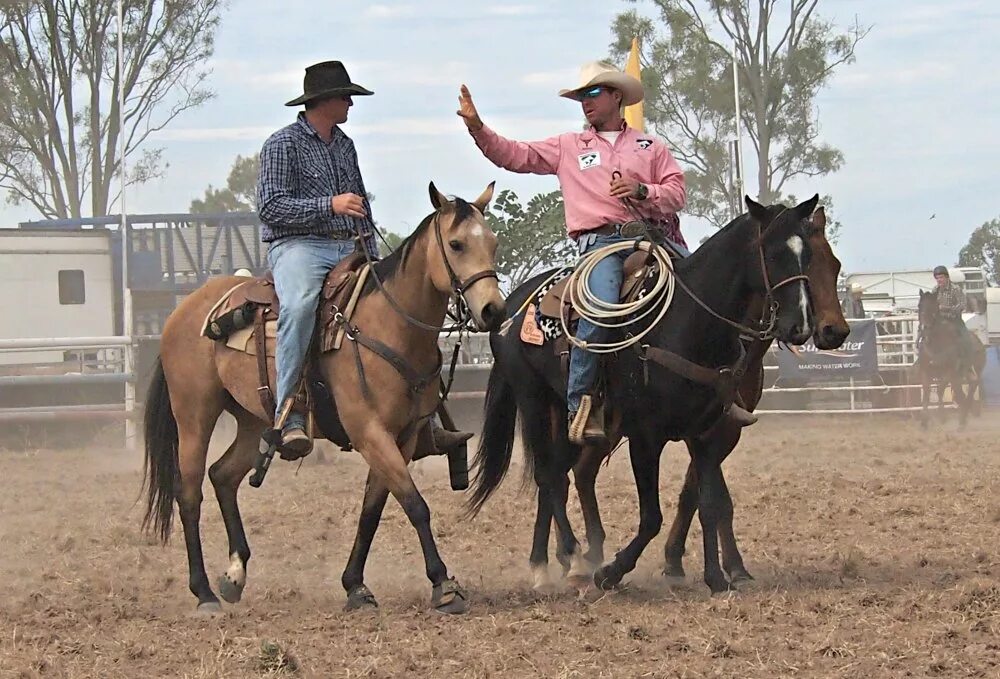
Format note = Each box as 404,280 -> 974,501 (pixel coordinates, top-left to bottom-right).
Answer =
776,319 -> 878,380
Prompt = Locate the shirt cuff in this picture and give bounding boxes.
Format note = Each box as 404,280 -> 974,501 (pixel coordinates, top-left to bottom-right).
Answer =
317,196 -> 333,218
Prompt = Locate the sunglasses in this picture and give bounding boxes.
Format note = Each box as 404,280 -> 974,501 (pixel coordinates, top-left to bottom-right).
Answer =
578,86 -> 607,99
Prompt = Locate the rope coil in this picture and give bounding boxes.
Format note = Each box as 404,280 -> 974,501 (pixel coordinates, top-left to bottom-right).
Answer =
560,240 -> 676,354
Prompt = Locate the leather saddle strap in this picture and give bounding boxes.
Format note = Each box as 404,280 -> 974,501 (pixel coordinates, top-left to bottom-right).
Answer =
350,329 -> 443,395
254,307 -> 276,419
641,342 -> 747,409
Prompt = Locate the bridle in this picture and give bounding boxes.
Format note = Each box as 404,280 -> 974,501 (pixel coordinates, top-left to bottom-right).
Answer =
359,206 -> 499,334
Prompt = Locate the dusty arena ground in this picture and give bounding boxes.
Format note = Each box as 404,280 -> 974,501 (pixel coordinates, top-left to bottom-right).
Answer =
2,413 -> 999,678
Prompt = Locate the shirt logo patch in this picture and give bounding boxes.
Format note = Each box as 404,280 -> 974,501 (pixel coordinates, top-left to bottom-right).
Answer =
578,152 -> 601,170
637,139 -> 654,150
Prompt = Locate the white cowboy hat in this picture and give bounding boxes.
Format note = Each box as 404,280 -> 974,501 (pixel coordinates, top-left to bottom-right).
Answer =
558,61 -> 644,106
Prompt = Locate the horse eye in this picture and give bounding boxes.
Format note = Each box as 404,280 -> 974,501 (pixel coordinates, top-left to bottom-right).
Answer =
449,240 -> 464,252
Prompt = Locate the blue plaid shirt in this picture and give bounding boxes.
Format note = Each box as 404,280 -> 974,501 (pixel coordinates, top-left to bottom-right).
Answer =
257,113 -> 379,258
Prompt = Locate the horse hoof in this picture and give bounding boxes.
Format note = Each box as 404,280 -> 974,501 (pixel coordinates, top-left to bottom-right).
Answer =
663,562 -> 686,579
345,585 -> 378,611
217,575 -> 245,604
711,589 -> 738,599
195,601 -> 223,616
431,577 -> 468,615
594,565 -> 623,591
728,569 -> 755,586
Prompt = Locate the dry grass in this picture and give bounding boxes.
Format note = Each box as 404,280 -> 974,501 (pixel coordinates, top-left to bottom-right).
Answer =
1,414 -> 1000,678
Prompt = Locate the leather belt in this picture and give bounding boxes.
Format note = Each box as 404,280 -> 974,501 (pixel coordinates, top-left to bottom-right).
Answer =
586,221 -> 668,238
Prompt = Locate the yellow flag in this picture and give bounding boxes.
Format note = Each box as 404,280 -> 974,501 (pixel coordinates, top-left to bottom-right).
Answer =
624,37 -> 644,132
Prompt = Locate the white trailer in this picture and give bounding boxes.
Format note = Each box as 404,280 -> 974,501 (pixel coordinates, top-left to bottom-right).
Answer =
0,230 -> 115,367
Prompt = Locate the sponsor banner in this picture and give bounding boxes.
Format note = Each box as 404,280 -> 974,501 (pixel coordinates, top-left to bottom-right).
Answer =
776,320 -> 878,379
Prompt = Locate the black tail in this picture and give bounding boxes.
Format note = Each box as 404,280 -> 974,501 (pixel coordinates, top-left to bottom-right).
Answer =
465,364 -> 518,517
141,358 -> 179,544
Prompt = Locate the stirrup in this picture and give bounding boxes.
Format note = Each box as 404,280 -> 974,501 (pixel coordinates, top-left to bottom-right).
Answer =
727,403 -> 758,427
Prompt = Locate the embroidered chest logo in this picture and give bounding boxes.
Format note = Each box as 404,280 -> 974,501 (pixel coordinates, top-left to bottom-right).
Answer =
636,139 -> 654,150
578,151 -> 600,170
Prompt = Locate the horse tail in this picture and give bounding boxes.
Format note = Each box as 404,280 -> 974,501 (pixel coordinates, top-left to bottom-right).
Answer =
141,357 -> 179,544
465,363 -> 518,517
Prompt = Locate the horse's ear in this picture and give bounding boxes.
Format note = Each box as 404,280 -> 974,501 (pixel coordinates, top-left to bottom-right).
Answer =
428,182 -> 450,210
472,181 -> 496,213
811,206 -> 827,232
795,194 -> 820,221
744,195 -> 769,224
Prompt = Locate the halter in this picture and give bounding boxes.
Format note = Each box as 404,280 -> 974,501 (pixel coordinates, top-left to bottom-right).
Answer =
617,190 -> 811,341
359,206 -> 498,334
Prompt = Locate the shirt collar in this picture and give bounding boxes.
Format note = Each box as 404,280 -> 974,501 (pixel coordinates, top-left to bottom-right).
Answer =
580,120 -> 629,144
296,112 -> 343,142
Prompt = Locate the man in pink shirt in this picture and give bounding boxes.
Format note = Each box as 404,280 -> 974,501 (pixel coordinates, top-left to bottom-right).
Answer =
458,61 -> 704,446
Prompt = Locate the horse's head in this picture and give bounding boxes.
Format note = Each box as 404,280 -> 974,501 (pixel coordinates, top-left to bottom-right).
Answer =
745,194 -> 819,345
918,289 -> 940,328
804,207 -> 850,350
425,181 -> 507,331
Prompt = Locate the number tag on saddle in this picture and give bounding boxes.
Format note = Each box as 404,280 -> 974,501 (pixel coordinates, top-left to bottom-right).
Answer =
520,304 -> 545,346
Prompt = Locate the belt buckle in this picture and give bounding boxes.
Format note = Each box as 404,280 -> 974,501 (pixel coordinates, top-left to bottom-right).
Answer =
619,221 -> 645,238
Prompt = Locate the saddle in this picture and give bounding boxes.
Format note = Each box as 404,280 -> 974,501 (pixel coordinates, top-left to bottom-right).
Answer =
538,249 -> 660,322
200,251 -> 371,446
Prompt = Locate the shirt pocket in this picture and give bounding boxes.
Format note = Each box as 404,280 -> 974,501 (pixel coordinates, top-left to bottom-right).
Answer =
298,159 -> 332,197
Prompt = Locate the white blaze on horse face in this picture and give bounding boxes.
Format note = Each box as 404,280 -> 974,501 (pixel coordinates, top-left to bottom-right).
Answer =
467,220 -> 485,239
786,234 -> 812,336
226,552 -> 246,588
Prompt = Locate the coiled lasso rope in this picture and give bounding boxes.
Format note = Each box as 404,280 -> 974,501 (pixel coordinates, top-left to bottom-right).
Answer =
561,239 -> 676,353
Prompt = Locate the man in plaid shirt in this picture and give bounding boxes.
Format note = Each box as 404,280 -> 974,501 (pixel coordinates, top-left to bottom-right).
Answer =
258,60 -> 471,457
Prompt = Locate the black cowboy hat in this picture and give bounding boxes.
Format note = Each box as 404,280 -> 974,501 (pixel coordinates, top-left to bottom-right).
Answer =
284,60 -> 374,107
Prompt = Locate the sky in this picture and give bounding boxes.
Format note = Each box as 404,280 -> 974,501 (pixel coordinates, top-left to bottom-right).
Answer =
1,0 -> 998,275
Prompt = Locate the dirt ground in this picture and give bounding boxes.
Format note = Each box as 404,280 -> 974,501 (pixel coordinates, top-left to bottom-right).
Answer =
1,412 -> 999,679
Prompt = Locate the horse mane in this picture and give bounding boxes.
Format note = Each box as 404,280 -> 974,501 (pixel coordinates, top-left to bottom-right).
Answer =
363,197 -> 477,296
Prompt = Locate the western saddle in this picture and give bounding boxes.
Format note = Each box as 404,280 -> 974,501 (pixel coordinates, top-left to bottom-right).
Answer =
201,251 -> 371,436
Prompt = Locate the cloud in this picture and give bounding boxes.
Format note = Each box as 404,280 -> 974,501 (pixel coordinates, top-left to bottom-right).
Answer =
150,126 -> 276,142
150,115 -> 581,143
485,5 -> 539,16
520,69 -> 577,87
364,4 -> 416,19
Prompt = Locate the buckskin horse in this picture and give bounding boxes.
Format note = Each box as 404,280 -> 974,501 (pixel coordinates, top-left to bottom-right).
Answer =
469,196 -> 835,594
141,183 -> 505,614
917,290 -> 985,428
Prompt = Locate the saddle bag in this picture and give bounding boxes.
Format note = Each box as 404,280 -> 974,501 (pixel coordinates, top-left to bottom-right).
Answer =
204,300 -> 259,341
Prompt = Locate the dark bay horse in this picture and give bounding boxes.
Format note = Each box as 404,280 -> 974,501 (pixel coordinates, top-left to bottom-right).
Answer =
469,196 -> 826,594
142,183 -> 505,614
917,290 -> 985,427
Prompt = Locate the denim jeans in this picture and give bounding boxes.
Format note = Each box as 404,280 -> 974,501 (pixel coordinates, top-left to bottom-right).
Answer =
267,236 -> 357,430
566,232 -> 635,413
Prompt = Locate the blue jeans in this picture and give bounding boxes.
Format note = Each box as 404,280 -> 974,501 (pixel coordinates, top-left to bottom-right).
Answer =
567,232 -> 634,413
267,236 -> 357,430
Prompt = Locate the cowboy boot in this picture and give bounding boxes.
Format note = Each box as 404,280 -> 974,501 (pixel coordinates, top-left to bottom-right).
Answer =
569,394 -> 609,447
726,402 -> 759,427
431,420 -> 474,451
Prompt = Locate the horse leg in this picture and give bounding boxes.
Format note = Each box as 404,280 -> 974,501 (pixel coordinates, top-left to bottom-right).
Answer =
663,459 -> 698,580
920,369 -> 931,429
528,485 -> 556,592
594,435 -> 662,590
951,371 -> 968,427
691,438 -> 730,594
340,471 -> 390,610
355,427 -> 466,613
547,428 -> 590,589
573,444 -> 607,569
175,404 -> 225,612
718,473 -> 753,584
208,409 -> 264,605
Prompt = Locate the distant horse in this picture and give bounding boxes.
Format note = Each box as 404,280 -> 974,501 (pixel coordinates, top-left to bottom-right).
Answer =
141,183 -> 505,614
917,290 -> 985,427
469,196 -> 824,594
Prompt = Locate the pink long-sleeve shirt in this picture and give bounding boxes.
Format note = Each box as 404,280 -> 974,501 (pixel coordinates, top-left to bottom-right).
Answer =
470,122 -> 686,241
